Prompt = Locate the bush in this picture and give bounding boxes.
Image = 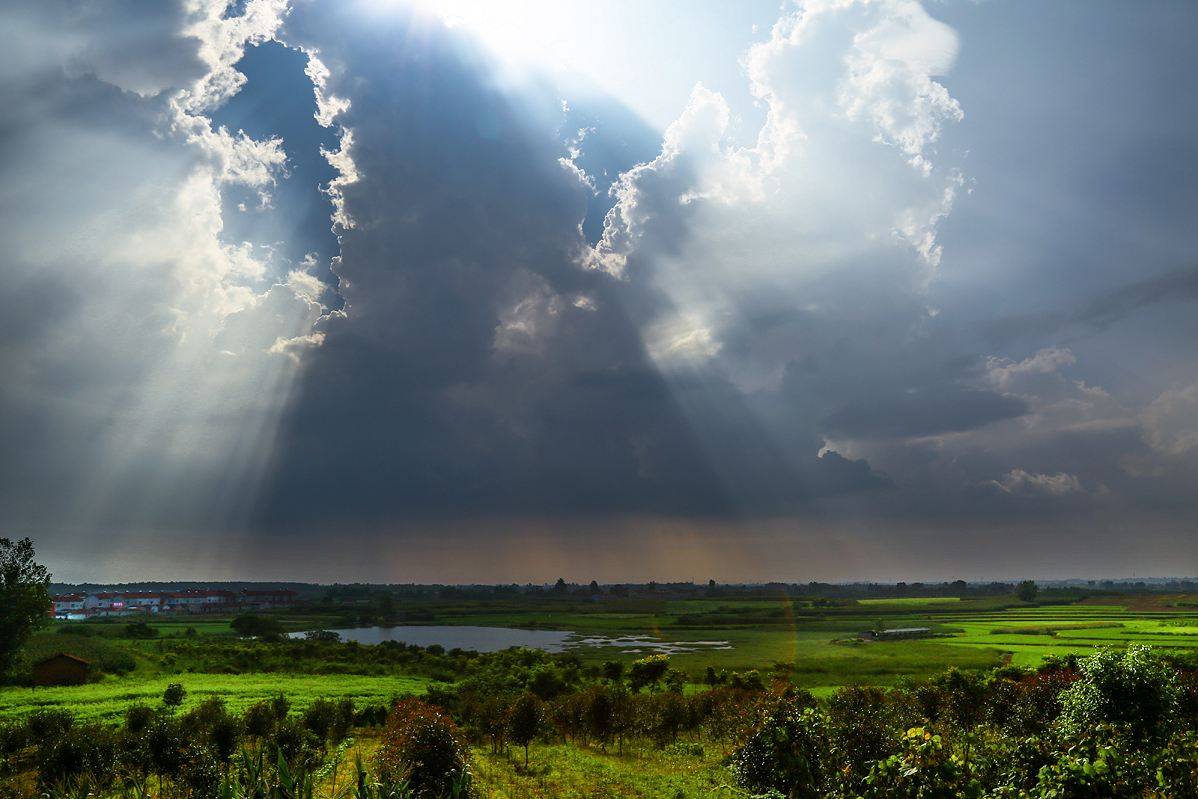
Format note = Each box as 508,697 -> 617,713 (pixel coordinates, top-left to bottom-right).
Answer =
1057,646 -> 1179,745
34,722 -> 118,791
376,698 -> 473,798
243,699 -> 278,738
731,698 -> 829,799
1031,726 -> 1156,798
230,614 -> 285,639
162,682 -> 186,707
629,654 -> 670,692
0,721 -> 28,761
144,713 -> 186,780
123,621 -> 158,639
178,742 -> 222,799
25,709 -> 74,748
182,697 -> 241,763
124,704 -> 155,734
301,697 -> 353,744
826,686 -> 902,791
859,727 -> 971,799
273,716 -> 322,771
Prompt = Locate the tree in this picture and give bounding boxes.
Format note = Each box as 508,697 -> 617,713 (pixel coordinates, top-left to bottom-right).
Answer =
731,699 -> 830,798
629,654 -> 670,692
123,621 -> 158,639
230,614 -> 284,639
588,580 -> 601,595
507,692 -> 544,767
1058,645 -> 1180,745
1016,580 -> 1039,603
582,686 -> 615,751
552,578 -> 568,595
162,683 -> 186,708
377,592 -> 397,625
376,698 -> 473,797
0,537 -> 51,676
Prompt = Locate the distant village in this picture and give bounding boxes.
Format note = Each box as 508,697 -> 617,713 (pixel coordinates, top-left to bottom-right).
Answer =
49,588 -> 297,620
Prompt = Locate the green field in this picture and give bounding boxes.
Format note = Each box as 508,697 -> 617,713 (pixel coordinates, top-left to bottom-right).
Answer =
0,675 -> 428,723
855,596 -> 961,606
7,595 -> 1198,722
471,741 -> 747,799
0,673 -> 430,723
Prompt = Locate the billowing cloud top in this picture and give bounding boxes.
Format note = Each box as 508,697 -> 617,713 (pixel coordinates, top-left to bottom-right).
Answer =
3,0 -> 1197,583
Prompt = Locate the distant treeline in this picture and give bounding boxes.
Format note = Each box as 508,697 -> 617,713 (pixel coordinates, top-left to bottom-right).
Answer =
52,577 -> 1198,607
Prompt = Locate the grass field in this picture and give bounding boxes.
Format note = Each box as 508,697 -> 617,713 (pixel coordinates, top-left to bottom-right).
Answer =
855,596 -> 962,606
7,594 -> 1198,723
0,673 -> 429,722
302,733 -> 747,799
472,742 -> 747,799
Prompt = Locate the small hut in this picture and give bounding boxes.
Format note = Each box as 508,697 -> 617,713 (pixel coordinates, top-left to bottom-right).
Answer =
32,653 -> 91,686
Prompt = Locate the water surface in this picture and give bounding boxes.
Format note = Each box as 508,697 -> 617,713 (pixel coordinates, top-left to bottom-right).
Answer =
294,625 -> 575,652
292,625 -> 733,655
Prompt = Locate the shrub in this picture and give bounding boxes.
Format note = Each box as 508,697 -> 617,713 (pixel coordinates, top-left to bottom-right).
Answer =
243,699 -> 278,738
34,722 -> 117,791
270,692 -> 291,720
162,682 -> 186,708
302,697 -> 339,741
144,713 -> 185,780
0,721 -> 28,761
730,670 -> 765,691
629,654 -> 670,692
731,698 -> 829,799
123,621 -> 158,639
826,687 -> 902,791
124,704 -> 155,734
230,614 -> 285,639
642,691 -> 690,747
1155,730 -> 1198,797
376,698 -> 473,798
528,664 -> 567,699
272,716 -> 322,771
25,709 -> 74,748
330,697 -> 356,744
178,743 -> 222,799
1031,726 -> 1155,798
1057,646 -> 1179,745
860,727 -> 971,799
582,685 -> 616,750
182,697 -> 240,763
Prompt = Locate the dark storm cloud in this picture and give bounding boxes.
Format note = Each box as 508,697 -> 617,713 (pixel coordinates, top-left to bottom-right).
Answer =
1075,267 -> 1198,330
5,0 -> 1198,582
822,389 -> 1028,440
983,266 -> 1198,347
243,6 -> 889,527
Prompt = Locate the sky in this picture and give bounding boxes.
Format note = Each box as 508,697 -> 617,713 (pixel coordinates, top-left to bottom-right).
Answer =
2,0 -> 1197,584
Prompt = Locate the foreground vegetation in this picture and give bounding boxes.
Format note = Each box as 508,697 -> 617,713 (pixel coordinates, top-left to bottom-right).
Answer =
5,645 -> 1198,797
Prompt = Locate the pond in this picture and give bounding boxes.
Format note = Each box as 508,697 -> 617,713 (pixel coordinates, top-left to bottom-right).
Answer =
290,625 -> 732,655
293,625 -> 576,652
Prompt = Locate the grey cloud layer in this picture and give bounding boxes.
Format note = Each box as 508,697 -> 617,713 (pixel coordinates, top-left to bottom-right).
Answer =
2,0 -> 1197,578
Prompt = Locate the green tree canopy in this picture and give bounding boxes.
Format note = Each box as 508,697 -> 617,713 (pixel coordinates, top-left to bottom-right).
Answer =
1016,580 -> 1038,602
0,537 -> 51,676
